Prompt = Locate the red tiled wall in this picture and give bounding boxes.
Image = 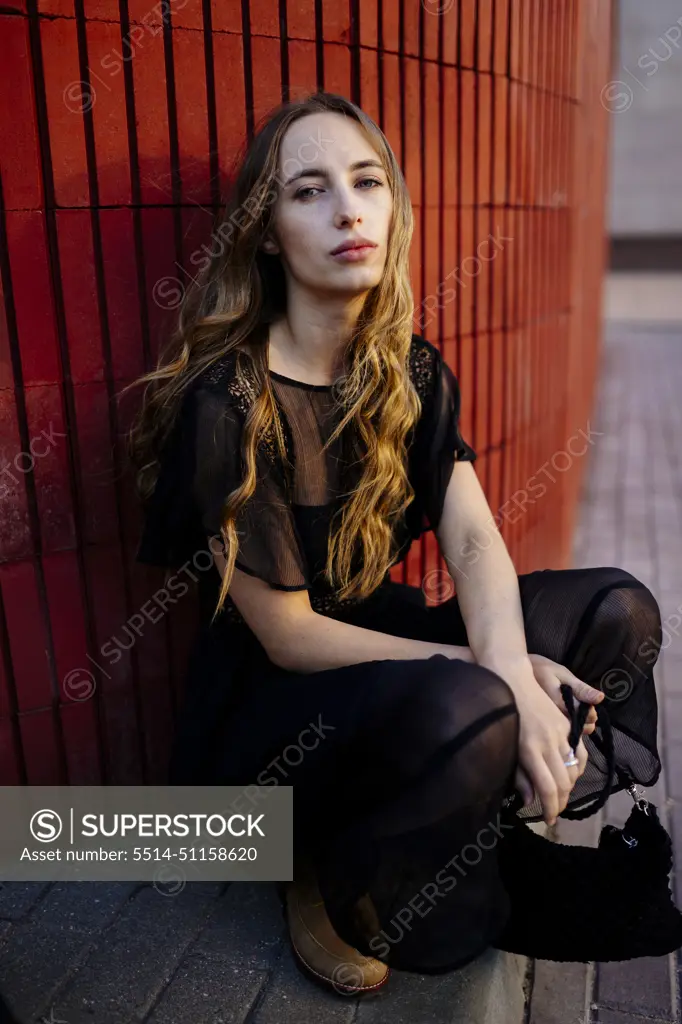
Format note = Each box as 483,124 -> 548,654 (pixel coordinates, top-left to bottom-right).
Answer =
0,0 -> 612,783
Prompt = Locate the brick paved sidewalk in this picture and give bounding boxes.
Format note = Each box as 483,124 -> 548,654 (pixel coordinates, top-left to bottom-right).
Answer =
0,875 -> 528,1022
530,318 -> 682,1024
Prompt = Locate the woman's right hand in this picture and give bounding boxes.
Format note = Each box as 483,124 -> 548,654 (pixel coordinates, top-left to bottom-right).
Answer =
511,679 -> 588,824
480,656 -> 589,825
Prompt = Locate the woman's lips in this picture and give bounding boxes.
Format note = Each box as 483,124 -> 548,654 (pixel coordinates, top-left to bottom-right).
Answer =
331,245 -> 377,262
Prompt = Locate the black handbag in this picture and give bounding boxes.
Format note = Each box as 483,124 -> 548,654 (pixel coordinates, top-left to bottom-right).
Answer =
493,683 -> 682,962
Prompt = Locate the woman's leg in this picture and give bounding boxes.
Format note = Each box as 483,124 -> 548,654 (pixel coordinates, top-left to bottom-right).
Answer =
427,564 -> 663,816
213,652 -> 521,973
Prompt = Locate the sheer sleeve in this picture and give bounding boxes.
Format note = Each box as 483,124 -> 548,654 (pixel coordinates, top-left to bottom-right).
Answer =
135,382 -> 311,591
409,340 -> 477,535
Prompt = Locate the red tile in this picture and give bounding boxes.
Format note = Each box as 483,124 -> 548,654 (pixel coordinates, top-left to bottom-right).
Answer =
458,332 -> 475,446
423,206 -> 440,333
475,329 -> 490,452
100,686 -> 144,783
322,0 -> 351,44
5,212 -> 61,386
1,562 -> 54,712
403,0 -> 419,58
410,208 -> 422,315
173,28 -> 212,207
288,39 -> 318,99
477,0 -> 493,73
25,384 -> 75,554
0,269 -> 11,393
403,57 -> 421,198
359,47 -> 380,120
381,0 -> 399,54
0,393 -> 32,562
460,70 -> 475,205
86,20 -> 133,207
322,42 -> 351,96
489,330 -> 504,446
442,66 -> 458,208
44,550 -> 90,707
41,18 -> 90,207
441,212 -> 458,341
251,0 -> 281,37
140,207 -> 180,367
422,1 -> 440,64
0,16 -> 42,211
358,0 -> 378,49
424,62 -> 440,202
459,206 -> 474,337
100,209 -> 145,382
171,0 -> 205,31
73,383 -> 119,546
56,211 -> 103,385
494,0 -> 509,76
493,75 -> 508,205
0,719 -> 22,784
459,0 -> 476,67
214,34 -> 247,187
287,0 -> 316,41
381,52 -> 401,156
130,24 -> 172,206
39,0 -> 73,13
509,0 -> 522,80
252,35 -> 284,126
442,0 -> 459,67
19,710 -> 64,784
477,71 -> 492,205
60,699 -> 102,783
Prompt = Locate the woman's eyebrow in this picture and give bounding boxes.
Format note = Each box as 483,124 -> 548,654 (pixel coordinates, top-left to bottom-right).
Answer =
283,158 -> 385,188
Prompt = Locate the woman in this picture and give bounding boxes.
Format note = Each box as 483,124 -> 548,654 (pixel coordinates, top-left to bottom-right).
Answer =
126,92 -> 662,995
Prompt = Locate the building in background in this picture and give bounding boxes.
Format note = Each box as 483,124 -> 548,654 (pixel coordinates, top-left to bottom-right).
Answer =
608,0 -> 682,269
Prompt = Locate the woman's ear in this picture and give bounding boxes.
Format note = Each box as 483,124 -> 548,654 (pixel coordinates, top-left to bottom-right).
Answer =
261,235 -> 280,255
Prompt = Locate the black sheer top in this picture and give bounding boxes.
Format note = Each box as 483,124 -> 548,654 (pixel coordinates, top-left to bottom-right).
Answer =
135,334 -> 477,625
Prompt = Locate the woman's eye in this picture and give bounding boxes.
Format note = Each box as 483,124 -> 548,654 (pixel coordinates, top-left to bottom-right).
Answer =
295,178 -> 384,200
295,185 -> 322,200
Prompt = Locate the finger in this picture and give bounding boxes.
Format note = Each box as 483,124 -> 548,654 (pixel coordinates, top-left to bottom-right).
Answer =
569,678 -> 604,704
523,754 -> 560,826
576,737 -> 589,778
514,765 -> 535,807
545,745 -> 580,815
581,706 -> 598,735
551,663 -> 604,704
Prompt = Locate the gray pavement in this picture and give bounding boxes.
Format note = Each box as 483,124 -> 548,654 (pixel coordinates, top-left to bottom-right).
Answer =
530,317 -> 682,1023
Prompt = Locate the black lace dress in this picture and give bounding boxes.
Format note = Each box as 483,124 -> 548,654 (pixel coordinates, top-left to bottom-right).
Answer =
135,333 -> 662,973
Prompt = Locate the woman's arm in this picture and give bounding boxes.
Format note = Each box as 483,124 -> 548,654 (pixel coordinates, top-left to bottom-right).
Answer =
435,461 -> 602,824
434,460 -> 533,675
212,553 -> 475,673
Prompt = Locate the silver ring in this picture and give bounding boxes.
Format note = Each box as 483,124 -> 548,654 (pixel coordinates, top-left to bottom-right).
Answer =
563,750 -> 579,768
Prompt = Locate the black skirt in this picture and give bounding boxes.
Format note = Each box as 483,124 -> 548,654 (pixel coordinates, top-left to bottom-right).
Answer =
168,565 -> 662,973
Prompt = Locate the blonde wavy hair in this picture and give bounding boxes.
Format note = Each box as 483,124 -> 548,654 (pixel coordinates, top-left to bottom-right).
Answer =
125,91 -> 421,623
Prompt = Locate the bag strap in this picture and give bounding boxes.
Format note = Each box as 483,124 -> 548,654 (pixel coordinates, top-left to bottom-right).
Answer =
558,682 -> 639,820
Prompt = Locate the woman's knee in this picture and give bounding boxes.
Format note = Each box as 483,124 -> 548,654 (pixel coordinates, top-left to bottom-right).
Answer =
394,655 -> 519,755
588,573 -> 662,660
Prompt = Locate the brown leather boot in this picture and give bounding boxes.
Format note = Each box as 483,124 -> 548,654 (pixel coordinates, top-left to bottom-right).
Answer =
279,867 -> 390,996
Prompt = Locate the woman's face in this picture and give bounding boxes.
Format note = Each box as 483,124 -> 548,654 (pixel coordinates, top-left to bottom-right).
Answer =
263,111 -> 393,300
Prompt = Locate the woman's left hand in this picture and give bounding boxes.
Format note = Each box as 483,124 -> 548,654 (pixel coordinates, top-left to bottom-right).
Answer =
527,653 -> 604,735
